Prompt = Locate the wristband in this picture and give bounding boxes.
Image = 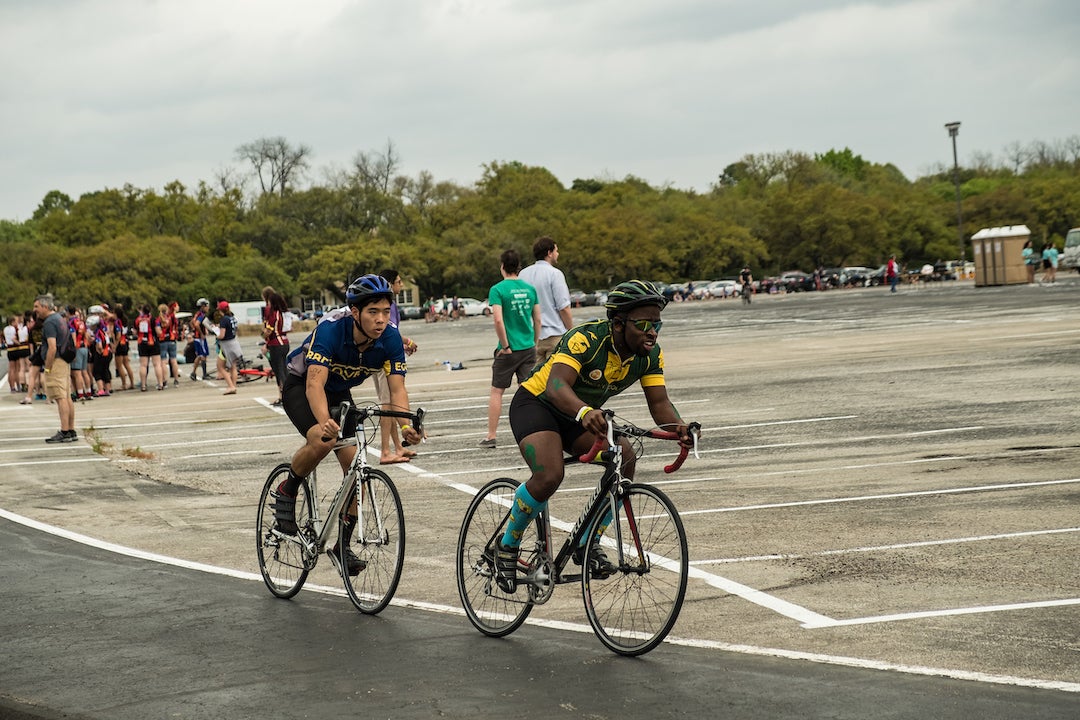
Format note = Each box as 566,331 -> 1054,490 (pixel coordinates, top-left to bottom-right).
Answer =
400,424 -> 410,433
575,406 -> 593,424
44,368 -> 51,374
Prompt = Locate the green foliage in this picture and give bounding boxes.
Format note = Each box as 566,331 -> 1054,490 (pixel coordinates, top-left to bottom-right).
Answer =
4,135 -> 1080,317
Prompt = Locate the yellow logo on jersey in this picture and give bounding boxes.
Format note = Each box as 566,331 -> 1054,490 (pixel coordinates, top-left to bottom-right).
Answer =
567,331 -> 589,355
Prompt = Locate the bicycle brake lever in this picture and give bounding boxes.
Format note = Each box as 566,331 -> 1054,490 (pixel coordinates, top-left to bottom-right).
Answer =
688,422 -> 701,459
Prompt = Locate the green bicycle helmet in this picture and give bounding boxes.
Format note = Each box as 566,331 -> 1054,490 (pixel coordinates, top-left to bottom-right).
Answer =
604,280 -> 668,318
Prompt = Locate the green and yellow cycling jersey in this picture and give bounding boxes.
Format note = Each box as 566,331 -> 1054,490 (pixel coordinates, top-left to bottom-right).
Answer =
521,319 -> 665,412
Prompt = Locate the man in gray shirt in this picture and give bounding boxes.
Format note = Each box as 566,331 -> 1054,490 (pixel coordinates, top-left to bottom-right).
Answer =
33,294 -> 76,443
518,236 -> 573,364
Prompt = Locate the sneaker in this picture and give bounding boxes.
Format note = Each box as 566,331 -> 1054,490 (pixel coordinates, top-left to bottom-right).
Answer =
189,372 -> 197,381
45,431 -> 67,444
478,437 -> 496,449
64,430 -> 78,442
572,545 -> 616,579
173,379 -> 179,387
270,482 -> 298,535
328,545 -> 367,577
492,541 -> 520,593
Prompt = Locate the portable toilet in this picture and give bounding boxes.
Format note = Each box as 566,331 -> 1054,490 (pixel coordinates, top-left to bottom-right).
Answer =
970,225 -> 1031,286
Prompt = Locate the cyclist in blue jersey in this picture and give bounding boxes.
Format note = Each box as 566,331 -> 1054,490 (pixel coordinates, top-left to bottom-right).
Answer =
496,279 -> 695,592
272,274 -> 422,574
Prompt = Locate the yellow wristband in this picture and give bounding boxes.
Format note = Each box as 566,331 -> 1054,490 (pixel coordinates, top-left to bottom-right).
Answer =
575,406 -> 593,424
400,424 -> 410,433
45,368 -> 51,374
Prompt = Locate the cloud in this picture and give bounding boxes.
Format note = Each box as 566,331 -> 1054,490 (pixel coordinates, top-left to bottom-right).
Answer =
1,0 -> 1077,220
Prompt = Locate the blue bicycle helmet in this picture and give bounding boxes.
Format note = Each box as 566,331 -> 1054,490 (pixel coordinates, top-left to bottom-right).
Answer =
346,274 -> 394,308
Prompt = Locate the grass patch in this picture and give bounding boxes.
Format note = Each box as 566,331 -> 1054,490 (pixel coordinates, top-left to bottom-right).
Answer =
122,446 -> 156,460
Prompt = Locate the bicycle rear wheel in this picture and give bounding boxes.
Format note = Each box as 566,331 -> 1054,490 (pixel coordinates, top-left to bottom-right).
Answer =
456,478 -> 543,637
342,468 -> 404,614
256,463 -> 314,598
581,483 -> 688,656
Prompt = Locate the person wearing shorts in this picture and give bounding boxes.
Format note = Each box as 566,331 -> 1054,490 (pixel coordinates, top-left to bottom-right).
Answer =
158,303 -> 181,387
4,314 -> 30,393
135,304 -> 164,391
190,298 -> 211,381
493,280 -> 695,593
272,275 -> 421,576
479,249 -> 540,449
372,269 -> 418,464
67,306 -> 91,401
34,294 -> 76,443
214,301 -> 241,394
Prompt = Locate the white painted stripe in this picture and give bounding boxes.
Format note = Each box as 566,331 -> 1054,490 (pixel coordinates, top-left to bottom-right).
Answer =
0,457 -> 110,468
680,478 -> 1080,517
693,527 -> 1080,564
804,598 -> 1080,629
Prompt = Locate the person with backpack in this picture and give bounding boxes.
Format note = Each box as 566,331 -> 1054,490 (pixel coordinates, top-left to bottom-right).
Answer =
33,294 -> 76,443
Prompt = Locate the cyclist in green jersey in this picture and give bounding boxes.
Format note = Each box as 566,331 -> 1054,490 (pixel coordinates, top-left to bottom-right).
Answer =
497,280 -> 694,592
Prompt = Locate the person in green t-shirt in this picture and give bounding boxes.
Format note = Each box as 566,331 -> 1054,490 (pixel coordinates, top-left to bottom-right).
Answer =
479,249 -> 541,448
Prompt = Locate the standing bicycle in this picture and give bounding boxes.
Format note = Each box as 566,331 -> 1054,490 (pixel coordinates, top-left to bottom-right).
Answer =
260,274 -> 423,598
457,409 -> 699,654
257,401 -> 423,612
456,279 -> 697,653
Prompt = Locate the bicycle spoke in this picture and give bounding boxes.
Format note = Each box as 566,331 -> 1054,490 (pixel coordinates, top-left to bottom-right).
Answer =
581,484 -> 687,656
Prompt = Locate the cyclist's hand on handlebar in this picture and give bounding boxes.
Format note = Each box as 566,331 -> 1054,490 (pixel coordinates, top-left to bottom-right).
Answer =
580,408 -> 608,437
675,423 -> 696,448
319,417 -> 341,443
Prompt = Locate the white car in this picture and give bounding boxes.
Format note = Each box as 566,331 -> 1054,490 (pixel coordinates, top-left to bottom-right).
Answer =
434,297 -> 486,316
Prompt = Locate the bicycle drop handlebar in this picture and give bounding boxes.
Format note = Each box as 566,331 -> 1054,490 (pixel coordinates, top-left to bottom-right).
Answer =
578,410 -> 701,473
323,401 -> 425,443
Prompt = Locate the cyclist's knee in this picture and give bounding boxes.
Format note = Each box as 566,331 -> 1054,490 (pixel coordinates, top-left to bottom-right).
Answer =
528,467 -> 564,502
618,437 -> 637,478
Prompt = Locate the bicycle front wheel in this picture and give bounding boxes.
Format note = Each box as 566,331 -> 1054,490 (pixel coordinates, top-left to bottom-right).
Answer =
456,478 -> 543,637
342,468 -> 404,614
581,483 -> 688,656
256,463 -> 314,598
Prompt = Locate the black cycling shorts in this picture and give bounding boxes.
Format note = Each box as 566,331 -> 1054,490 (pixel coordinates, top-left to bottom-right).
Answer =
282,373 -> 354,437
509,387 -> 587,449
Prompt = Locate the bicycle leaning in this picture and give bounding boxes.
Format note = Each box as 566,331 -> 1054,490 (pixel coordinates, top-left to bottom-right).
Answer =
456,410 -> 700,655
256,401 -> 425,614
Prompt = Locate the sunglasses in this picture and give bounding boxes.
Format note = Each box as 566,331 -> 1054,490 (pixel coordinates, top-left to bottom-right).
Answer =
626,318 -> 662,333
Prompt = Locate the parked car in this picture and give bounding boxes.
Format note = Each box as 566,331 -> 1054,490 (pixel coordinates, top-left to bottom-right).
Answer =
841,266 -> 875,287
778,271 -> 815,292
400,305 -> 424,321
705,279 -> 740,298
867,265 -> 887,286
433,297 -> 486,316
569,289 -> 599,306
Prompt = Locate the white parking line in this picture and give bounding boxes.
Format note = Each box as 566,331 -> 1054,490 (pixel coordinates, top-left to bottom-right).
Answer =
679,478 -> 1080,517
693,527 -> 1080,564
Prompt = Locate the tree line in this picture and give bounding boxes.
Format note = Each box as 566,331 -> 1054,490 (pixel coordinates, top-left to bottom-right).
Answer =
2,135 -> 1078,317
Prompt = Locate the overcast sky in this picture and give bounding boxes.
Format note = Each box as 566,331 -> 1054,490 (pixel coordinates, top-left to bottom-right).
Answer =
2,0 -> 1077,222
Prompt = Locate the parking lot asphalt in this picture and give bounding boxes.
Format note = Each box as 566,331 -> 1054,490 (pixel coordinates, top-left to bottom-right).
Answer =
1,277 -> 1078,718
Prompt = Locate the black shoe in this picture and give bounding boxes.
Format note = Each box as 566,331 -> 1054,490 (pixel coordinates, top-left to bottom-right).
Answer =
572,545 -> 616,579
189,372 -> 197,381
329,545 -> 367,576
492,541 -> 520,593
270,482 -> 298,535
45,431 -> 66,444
64,430 -> 78,442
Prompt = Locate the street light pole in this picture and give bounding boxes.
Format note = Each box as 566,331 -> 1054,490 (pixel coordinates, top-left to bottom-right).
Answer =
945,121 -> 964,265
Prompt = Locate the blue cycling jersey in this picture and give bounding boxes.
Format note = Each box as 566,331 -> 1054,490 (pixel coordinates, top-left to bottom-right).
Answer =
285,307 -> 407,394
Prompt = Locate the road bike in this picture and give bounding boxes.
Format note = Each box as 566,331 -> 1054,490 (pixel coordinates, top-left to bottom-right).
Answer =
456,410 -> 700,655
256,401 -> 424,614
742,281 -> 752,305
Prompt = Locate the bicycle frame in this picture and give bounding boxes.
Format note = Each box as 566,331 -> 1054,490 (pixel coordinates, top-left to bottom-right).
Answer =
502,412 -> 699,600
286,402 -> 423,564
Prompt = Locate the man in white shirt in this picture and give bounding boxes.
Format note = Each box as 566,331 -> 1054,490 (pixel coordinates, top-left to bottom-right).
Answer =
518,236 -> 573,364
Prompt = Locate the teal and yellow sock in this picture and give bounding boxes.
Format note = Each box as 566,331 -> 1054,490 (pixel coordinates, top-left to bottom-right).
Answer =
578,509 -> 612,549
501,484 -> 546,548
